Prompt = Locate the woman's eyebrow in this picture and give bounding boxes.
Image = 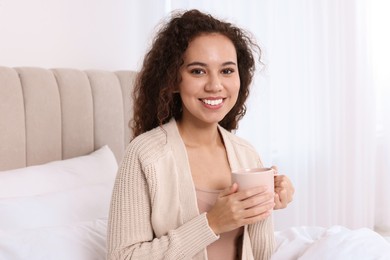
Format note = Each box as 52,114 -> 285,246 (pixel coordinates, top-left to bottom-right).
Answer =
187,62 -> 207,67
186,61 -> 237,67
222,61 -> 237,66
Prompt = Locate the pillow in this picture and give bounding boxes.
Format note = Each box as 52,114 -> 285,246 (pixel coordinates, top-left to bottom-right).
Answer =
0,218 -> 108,260
0,146 -> 117,259
0,146 -> 118,231
0,183 -> 113,231
0,145 -> 117,198
0,145 -> 118,231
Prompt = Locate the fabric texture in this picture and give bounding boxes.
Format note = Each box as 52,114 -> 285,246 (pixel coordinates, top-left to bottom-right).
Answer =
271,225 -> 390,260
0,146 -> 117,229
0,66 -> 137,170
107,119 -> 275,260
0,218 -> 108,260
0,146 -> 118,260
0,145 -> 117,198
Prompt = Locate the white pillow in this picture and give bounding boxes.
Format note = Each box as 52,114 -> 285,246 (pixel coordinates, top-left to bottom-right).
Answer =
0,183 -> 113,231
0,145 -> 117,198
0,146 -> 117,259
0,218 -> 108,260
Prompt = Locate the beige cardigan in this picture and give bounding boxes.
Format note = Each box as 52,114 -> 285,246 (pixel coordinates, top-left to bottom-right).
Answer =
107,119 -> 275,260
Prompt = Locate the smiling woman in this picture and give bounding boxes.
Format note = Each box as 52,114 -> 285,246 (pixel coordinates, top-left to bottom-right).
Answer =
107,9 -> 294,260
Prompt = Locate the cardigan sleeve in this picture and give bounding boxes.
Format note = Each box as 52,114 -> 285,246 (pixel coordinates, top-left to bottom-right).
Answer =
106,143 -> 218,260
248,216 -> 275,259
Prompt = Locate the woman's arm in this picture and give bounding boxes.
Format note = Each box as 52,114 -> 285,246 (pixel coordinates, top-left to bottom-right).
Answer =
107,148 -> 218,260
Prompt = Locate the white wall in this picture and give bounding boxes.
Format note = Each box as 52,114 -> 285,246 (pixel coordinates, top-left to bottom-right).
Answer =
0,0 -> 166,71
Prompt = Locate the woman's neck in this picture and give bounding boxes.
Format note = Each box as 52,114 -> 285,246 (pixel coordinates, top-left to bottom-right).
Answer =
176,119 -> 222,148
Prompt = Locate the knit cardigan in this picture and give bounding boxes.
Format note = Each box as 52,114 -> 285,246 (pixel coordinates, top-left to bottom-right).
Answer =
107,119 -> 275,260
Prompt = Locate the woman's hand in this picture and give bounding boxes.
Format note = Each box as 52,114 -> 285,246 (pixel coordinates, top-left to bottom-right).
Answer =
206,183 -> 274,235
272,166 -> 294,209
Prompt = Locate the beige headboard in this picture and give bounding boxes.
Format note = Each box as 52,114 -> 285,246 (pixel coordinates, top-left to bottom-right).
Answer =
0,66 -> 137,171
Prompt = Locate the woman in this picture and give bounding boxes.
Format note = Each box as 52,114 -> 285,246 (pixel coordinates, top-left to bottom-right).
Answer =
107,9 -> 294,260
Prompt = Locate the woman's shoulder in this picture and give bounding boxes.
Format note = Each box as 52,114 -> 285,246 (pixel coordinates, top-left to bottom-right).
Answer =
124,125 -> 169,165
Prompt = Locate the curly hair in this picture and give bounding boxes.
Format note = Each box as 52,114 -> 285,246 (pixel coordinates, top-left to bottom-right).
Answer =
131,9 -> 261,138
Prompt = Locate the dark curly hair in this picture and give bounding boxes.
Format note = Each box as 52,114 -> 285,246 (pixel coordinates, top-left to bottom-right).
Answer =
131,9 -> 261,138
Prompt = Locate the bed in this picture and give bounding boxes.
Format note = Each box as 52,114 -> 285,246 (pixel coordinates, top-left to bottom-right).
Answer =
1,66 -> 390,259
0,66 -> 135,259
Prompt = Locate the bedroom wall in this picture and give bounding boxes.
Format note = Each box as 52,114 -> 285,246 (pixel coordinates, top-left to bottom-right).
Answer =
0,0 -> 166,71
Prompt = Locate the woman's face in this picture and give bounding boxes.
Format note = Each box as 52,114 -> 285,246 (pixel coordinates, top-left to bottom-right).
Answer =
178,33 -> 240,127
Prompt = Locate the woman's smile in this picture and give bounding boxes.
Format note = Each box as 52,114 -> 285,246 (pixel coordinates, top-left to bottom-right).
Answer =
200,97 -> 225,107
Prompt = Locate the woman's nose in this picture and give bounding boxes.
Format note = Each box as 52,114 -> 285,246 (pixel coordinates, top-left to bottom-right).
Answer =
205,73 -> 223,92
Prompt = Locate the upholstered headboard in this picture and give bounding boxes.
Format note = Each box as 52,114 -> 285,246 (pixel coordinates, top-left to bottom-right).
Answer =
0,66 -> 137,171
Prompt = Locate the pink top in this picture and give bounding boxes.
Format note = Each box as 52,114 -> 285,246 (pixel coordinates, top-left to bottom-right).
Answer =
196,187 -> 244,260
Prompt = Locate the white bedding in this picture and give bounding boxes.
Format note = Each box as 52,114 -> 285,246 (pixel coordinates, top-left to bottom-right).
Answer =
1,146 -> 390,259
2,219 -> 389,260
272,225 -> 390,260
0,146 -> 117,260
0,218 -> 107,260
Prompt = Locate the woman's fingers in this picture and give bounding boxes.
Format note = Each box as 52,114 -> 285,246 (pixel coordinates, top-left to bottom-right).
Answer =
207,185 -> 274,234
239,191 -> 274,210
227,187 -> 274,222
273,173 -> 295,209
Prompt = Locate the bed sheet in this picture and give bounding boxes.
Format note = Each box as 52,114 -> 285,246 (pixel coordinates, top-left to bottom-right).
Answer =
2,220 -> 390,259
272,225 -> 390,260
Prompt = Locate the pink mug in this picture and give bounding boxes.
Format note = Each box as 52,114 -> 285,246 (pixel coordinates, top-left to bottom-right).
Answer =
231,167 -> 274,193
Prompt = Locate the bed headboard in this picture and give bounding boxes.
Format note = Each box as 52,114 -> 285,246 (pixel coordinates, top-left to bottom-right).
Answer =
0,66 -> 137,171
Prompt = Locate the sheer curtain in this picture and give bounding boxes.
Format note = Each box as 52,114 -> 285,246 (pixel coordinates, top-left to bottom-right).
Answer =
368,0 -> 390,235
132,0 -> 389,232
232,0 -> 377,231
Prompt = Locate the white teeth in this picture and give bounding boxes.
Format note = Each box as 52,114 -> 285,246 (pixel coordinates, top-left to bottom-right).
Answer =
202,99 -> 223,106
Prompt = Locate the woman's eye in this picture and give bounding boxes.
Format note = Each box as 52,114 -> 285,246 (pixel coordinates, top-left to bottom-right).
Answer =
190,69 -> 205,75
222,68 -> 235,74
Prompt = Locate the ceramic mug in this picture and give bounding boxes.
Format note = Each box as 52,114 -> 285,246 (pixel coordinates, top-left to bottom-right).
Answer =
231,167 -> 274,193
